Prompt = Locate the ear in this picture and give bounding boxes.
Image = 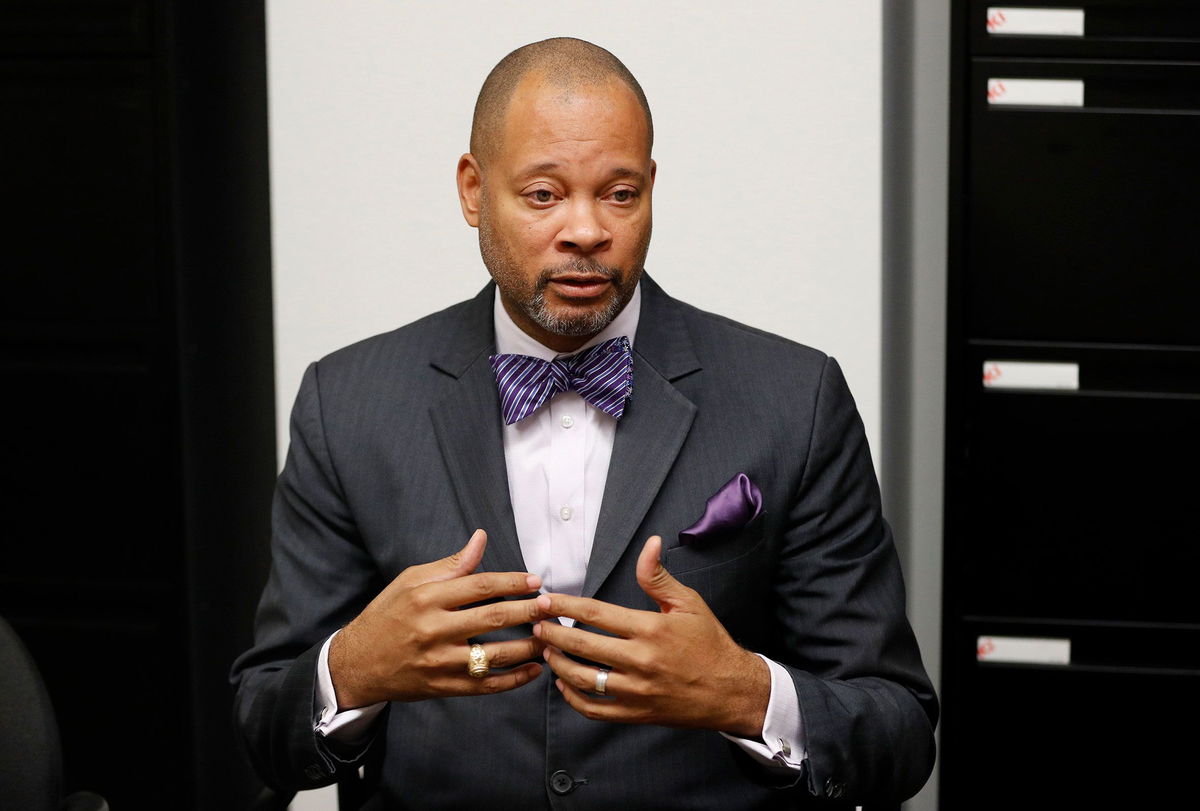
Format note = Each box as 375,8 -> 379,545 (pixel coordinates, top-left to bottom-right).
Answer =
649,158 -> 656,188
457,153 -> 482,228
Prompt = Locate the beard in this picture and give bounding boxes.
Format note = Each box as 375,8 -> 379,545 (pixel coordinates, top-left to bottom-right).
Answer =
478,210 -> 649,339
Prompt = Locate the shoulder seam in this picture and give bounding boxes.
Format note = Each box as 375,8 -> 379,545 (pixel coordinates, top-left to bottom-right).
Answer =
308,360 -> 352,503
794,354 -> 832,495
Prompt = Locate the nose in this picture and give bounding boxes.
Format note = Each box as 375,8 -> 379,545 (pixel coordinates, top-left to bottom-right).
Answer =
557,199 -> 611,254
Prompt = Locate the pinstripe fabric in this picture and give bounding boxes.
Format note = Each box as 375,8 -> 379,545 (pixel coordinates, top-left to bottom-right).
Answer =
489,336 -> 633,425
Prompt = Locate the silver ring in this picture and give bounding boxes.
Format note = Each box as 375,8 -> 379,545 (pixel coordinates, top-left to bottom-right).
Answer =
594,669 -> 609,695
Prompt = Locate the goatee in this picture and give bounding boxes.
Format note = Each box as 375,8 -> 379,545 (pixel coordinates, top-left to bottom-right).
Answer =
524,259 -> 629,336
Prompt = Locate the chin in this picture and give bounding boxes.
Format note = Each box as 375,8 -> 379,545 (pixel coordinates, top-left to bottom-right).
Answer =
533,300 -> 622,338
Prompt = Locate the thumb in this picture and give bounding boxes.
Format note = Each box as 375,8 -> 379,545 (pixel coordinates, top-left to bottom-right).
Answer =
414,528 -> 487,586
635,536 -> 691,612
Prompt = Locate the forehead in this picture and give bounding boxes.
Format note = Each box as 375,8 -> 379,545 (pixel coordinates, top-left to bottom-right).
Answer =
495,74 -> 651,172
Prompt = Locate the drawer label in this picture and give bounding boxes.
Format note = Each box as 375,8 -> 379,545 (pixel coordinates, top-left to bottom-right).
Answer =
977,635 -> 1072,665
983,360 -> 1080,390
987,7 -> 1085,37
987,78 -> 1085,107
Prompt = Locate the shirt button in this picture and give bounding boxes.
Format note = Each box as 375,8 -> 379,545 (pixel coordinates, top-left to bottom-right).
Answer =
561,415 -> 575,428
559,506 -> 573,521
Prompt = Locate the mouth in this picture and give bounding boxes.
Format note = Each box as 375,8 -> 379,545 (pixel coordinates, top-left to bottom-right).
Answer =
546,275 -> 614,300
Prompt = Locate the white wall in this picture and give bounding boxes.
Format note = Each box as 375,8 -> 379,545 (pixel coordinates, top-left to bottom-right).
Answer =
269,0 -> 883,460
267,3 -> 885,809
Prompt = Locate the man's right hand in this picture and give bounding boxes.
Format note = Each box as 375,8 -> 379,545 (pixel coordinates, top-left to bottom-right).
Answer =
328,529 -> 548,709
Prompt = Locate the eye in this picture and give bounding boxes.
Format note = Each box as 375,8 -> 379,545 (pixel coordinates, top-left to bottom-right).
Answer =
607,188 -> 638,204
523,187 -> 559,207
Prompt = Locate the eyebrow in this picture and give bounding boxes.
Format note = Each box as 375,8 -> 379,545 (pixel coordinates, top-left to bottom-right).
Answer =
608,167 -> 645,182
515,162 -> 646,184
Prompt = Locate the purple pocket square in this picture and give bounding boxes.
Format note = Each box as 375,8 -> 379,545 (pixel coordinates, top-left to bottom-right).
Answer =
679,473 -> 763,545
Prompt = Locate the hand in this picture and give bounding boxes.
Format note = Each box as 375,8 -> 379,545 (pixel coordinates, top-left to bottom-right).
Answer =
535,536 -> 770,738
329,529 -> 550,709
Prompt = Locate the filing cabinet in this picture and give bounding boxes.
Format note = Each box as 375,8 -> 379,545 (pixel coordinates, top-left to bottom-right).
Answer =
943,2 -> 1200,807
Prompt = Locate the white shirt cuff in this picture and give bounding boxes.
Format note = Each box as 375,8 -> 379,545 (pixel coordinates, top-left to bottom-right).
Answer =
719,654 -> 807,771
314,632 -> 387,745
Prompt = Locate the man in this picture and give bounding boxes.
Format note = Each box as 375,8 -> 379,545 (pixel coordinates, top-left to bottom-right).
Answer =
232,38 -> 937,809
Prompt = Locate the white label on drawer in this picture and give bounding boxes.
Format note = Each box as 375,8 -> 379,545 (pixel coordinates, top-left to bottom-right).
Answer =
977,635 -> 1071,665
987,8 -> 1086,37
987,78 -> 1085,107
983,360 -> 1079,390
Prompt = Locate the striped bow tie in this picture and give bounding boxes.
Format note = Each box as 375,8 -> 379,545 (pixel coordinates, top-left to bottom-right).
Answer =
490,336 -> 633,425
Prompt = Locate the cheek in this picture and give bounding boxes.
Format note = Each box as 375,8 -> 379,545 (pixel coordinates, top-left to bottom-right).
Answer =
486,216 -> 536,257
512,217 -> 562,254
613,213 -> 652,250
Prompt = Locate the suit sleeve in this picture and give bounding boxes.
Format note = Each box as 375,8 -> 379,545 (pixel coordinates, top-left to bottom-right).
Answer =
770,356 -> 938,803
229,362 -> 387,791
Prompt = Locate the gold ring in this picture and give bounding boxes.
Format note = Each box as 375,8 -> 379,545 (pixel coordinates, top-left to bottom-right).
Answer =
468,644 -> 490,678
594,669 -> 609,695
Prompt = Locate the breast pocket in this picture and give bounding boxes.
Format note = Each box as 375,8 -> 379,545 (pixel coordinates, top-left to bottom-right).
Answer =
663,513 -> 771,632
662,511 -> 767,575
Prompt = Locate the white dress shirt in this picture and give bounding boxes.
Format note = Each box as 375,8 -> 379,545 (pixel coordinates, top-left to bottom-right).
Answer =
315,283 -> 805,773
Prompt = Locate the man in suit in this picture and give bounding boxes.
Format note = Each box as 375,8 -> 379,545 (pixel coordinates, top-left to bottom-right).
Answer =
231,38 -> 937,809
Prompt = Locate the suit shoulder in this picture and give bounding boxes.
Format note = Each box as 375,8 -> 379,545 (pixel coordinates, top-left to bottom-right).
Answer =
673,297 -> 830,373
312,296 -> 479,380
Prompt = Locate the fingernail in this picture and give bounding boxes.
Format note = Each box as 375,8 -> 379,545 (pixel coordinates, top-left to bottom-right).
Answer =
526,574 -> 541,590
542,648 -> 550,661
536,594 -> 551,610
533,622 -> 542,638
555,679 -> 564,692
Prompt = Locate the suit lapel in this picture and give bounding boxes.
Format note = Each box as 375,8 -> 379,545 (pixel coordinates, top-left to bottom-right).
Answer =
582,277 -> 700,598
428,285 -> 527,576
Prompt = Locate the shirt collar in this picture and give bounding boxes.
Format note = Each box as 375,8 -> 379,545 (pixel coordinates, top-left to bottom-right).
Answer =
493,282 -> 641,361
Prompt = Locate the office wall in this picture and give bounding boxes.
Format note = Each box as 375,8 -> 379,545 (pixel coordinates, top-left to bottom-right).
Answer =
269,0 -> 883,458
267,2 -> 888,809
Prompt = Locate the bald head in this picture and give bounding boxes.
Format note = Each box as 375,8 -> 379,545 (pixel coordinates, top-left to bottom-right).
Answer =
470,37 -> 653,168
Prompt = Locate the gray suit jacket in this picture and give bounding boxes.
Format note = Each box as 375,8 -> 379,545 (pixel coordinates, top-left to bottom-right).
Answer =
231,276 -> 937,809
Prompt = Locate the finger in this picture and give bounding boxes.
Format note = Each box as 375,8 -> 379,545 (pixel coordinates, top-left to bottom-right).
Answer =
635,536 -> 693,612
535,592 -> 651,637
419,570 -> 541,610
543,646 -> 618,696
555,678 -> 625,723
442,595 -> 550,639
453,636 -> 545,671
439,662 -> 544,697
535,620 -> 631,669
407,529 -> 487,588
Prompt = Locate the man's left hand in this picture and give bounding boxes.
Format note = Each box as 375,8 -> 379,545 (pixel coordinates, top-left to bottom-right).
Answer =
535,536 -> 770,739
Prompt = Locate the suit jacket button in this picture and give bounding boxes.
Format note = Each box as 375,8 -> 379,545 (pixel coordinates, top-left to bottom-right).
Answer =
549,770 -> 576,795
824,776 -> 845,799
305,764 -> 324,781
